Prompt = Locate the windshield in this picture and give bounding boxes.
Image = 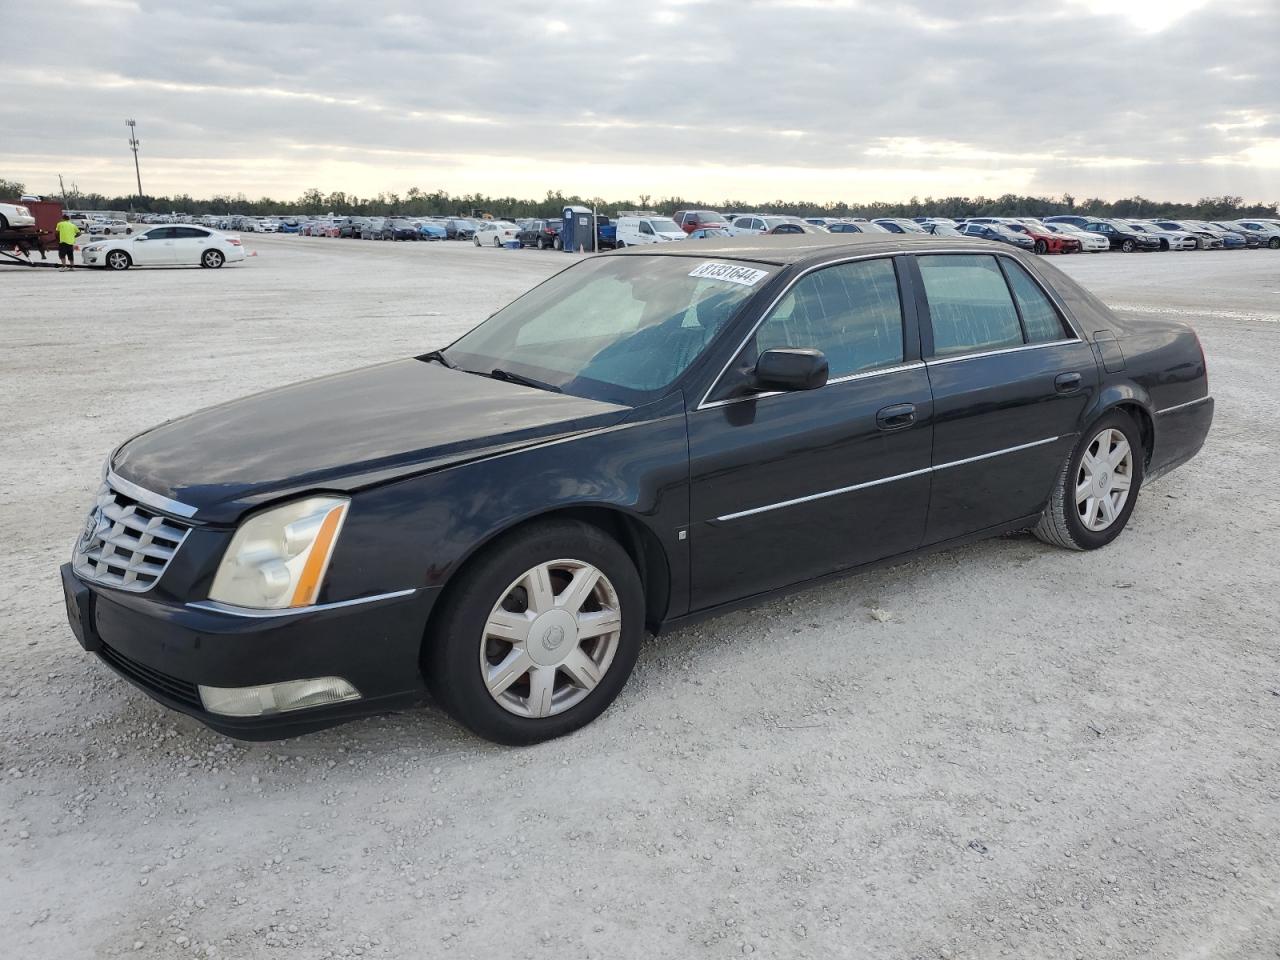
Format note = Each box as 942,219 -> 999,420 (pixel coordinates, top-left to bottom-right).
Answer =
443,255 -> 776,404
649,218 -> 681,233
692,211 -> 724,222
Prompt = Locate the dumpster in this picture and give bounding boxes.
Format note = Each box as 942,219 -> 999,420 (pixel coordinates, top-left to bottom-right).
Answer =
561,205 -> 595,253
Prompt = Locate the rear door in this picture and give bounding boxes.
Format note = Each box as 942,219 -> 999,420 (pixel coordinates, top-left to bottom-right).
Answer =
688,255 -> 934,610
170,227 -> 212,264
907,252 -> 1099,544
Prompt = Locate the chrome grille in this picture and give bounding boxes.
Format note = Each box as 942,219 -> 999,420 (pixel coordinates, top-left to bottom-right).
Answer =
71,482 -> 191,592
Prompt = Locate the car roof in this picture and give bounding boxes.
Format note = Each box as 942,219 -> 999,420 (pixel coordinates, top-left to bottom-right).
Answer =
611,232 -> 1004,266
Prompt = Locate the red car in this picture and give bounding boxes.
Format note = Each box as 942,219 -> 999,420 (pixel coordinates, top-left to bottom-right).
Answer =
1005,221 -> 1080,255
673,209 -> 729,234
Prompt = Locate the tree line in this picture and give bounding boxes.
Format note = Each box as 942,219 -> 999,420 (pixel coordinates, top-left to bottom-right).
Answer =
3,177 -> 1275,221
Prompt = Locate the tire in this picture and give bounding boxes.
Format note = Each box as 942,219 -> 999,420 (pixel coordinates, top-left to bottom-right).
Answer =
553,236 -> 563,250
616,240 -> 627,249
0,214 -> 8,230
1120,239 -> 1135,252
201,249 -> 225,269
1269,237 -> 1280,250
493,236 -> 502,247
106,250 -> 132,271
1160,240 -> 1169,251
425,519 -> 644,745
1034,411 -> 1144,551
1034,239 -> 1048,255
474,237 -> 481,247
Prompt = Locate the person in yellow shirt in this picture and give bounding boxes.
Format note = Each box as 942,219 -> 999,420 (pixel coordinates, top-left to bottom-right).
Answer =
56,213 -> 81,271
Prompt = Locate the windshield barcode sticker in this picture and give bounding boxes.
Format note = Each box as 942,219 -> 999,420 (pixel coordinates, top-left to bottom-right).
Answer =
688,262 -> 769,286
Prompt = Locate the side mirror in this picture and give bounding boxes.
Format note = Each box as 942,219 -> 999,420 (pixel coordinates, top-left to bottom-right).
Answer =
134,234 -> 148,241
753,348 -> 828,392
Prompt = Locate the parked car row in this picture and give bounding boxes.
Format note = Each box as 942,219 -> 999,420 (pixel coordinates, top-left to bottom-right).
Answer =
131,207 -> 1280,258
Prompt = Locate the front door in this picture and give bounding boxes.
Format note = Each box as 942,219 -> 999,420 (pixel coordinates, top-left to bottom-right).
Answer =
131,227 -> 177,264
907,252 -> 1100,544
688,256 -> 934,611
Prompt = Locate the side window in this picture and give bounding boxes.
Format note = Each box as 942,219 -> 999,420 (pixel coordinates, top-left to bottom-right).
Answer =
1000,259 -> 1072,343
917,254 -> 1023,357
754,259 -> 904,378
640,222 -> 654,235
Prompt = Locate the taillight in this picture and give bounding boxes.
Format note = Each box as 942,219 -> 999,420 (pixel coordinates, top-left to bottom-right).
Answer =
228,238 -> 242,246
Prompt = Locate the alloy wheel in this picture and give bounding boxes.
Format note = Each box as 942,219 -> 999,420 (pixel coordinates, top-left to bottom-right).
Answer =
1076,428 -> 1134,532
480,559 -> 622,719
107,251 -> 129,270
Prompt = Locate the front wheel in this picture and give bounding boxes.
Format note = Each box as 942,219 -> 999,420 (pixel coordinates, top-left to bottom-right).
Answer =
1120,239 -> 1135,252
1034,239 -> 1048,255
201,249 -> 225,268
1269,237 -> 1280,250
493,236 -> 502,247
553,236 -> 563,250
1034,412 -> 1143,551
425,519 -> 644,745
474,237 -> 481,246
106,250 -> 132,271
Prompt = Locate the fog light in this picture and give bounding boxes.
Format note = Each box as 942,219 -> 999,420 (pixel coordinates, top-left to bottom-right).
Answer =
199,677 -> 360,717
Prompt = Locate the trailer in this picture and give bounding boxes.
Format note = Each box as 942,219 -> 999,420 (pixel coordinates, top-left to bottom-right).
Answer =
0,226 -> 59,267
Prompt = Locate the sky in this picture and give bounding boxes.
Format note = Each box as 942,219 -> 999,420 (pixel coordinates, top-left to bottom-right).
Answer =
4,0 -> 1279,204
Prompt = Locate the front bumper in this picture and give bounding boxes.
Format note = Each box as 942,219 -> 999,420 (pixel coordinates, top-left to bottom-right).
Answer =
62,563 -> 438,739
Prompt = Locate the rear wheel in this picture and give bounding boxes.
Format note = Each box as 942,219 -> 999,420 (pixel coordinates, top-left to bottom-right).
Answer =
1034,411 -> 1143,551
201,249 -> 225,269
425,519 -> 644,744
106,250 -> 132,271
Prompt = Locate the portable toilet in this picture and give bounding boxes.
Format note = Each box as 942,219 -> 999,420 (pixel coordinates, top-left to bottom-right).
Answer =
561,205 -> 594,253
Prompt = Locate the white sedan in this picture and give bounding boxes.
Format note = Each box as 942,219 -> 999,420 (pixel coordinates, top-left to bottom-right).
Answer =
473,221 -> 519,247
79,225 -> 247,270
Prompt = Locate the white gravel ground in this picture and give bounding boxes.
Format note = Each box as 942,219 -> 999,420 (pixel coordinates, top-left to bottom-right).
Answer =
2,235 -> 1277,959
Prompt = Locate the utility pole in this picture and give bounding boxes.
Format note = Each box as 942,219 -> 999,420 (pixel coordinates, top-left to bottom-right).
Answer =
125,119 -> 143,200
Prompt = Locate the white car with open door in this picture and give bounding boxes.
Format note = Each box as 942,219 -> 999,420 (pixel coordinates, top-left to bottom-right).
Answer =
80,225 -> 247,270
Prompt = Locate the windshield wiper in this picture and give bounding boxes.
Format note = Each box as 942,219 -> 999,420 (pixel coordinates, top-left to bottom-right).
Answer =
420,349 -> 456,369
487,368 -> 562,393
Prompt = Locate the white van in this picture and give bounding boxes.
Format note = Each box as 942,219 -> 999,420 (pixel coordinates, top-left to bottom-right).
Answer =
614,215 -> 686,247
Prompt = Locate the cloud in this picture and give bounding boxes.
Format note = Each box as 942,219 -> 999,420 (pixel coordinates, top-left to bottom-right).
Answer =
4,0 -> 1277,202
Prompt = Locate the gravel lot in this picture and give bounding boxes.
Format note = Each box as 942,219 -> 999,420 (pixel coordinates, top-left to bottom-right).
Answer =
2,235 -> 1277,959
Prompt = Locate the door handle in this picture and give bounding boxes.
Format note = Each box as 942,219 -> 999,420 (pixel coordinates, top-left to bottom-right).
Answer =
876,402 -> 916,431
1055,372 -> 1083,394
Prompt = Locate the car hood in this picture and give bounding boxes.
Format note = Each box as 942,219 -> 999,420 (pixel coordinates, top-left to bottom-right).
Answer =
111,359 -> 631,523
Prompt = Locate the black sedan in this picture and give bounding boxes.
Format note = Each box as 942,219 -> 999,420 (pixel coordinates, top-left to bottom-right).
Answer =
959,222 -> 1036,250
1084,220 -> 1162,252
61,235 -> 1213,745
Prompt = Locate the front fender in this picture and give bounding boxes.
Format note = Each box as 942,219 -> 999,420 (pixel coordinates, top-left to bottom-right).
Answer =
321,408 -> 690,613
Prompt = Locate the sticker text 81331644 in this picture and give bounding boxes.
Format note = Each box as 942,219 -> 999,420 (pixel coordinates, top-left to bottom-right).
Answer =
687,262 -> 770,286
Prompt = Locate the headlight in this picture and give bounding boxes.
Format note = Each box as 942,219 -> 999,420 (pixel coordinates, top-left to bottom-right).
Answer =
208,496 -> 349,609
